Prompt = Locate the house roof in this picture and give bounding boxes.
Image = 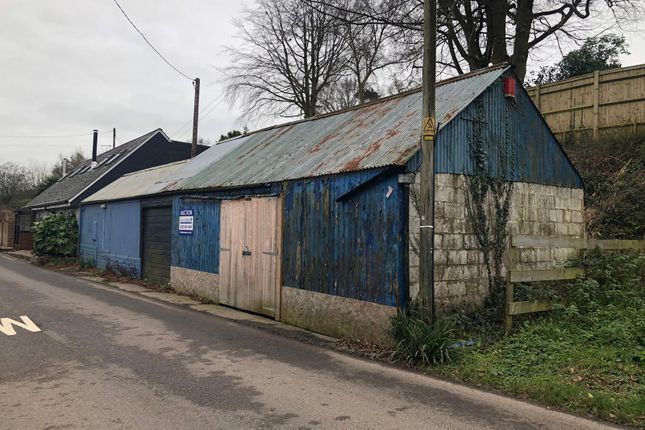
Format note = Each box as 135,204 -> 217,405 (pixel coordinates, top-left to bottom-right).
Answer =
26,129 -> 163,209
82,160 -> 189,203
175,64 -> 510,191
82,64 -> 512,204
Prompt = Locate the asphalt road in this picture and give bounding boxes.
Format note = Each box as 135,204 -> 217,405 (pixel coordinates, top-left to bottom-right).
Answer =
0,254 -> 620,430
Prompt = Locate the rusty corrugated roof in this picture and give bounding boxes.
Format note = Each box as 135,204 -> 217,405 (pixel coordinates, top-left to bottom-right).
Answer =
82,64 -> 510,204
176,65 -> 509,191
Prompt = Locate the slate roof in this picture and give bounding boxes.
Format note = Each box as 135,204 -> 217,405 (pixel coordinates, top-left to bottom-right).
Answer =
26,129 -> 162,209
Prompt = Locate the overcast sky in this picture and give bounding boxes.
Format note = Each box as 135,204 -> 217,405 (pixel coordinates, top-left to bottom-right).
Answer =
1,0 -> 643,167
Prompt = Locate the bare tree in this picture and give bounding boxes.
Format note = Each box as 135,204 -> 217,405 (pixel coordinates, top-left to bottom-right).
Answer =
225,0 -> 348,118
51,150 -> 86,178
306,0 -> 638,82
0,162 -> 31,206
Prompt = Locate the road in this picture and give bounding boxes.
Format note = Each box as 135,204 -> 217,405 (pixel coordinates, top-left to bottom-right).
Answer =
0,254 -> 619,430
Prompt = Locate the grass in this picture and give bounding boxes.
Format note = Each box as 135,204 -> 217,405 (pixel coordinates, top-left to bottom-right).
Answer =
430,250 -> 645,427
434,318 -> 644,427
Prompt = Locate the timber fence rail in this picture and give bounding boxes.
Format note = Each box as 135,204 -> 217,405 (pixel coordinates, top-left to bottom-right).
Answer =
504,234 -> 645,334
526,64 -> 645,141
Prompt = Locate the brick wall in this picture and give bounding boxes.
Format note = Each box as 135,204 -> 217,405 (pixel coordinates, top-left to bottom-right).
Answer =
409,173 -> 585,308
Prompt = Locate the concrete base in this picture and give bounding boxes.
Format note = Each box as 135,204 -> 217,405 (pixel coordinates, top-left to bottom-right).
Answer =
170,266 -> 219,303
281,286 -> 395,344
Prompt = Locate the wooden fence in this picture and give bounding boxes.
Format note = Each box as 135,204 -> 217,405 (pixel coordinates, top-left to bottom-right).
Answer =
0,209 -> 15,249
526,64 -> 645,141
505,234 -> 645,333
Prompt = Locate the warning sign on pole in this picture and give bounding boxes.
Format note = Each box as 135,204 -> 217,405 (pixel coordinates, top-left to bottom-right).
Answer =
423,116 -> 436,141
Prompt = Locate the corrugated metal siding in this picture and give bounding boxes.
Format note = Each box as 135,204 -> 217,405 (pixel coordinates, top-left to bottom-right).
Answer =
282,169 -> 406,307
79,201 -> 141,275
171,196 -> 220,273
436,73 -> 584,188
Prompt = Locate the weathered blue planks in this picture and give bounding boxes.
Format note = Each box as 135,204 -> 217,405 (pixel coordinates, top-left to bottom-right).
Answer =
435,72 -> 583,188
282,169 -> 407,307
79,200 -> 141,275
171,196 -> 220,273
170,186 -> 280,273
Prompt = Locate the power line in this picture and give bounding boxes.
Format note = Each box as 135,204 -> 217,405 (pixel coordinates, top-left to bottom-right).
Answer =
0,131 -> 111,139
111,0 -> 194,81
173,92 -> 225,137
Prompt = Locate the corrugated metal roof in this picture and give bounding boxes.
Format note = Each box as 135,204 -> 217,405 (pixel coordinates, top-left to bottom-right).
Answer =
83,160 -> 188,203
176,65 -> 509,191
82,65 -> 510,203
82,136 -> 245,203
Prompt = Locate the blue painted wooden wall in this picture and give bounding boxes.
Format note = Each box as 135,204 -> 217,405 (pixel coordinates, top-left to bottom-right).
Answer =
170,186 -> 280,273
433,72 -> 583,188
171,196 -> 220,273
79,200 -> 141,275
169,170 -> 407,308
282,169 -> 407,307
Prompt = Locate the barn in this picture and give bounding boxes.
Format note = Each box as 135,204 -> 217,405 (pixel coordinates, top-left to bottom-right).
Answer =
80,65 -> 584,342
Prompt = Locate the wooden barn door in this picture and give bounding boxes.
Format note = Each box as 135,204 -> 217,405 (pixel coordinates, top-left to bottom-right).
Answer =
219,197 -> 282,318
141,206 -> 172,284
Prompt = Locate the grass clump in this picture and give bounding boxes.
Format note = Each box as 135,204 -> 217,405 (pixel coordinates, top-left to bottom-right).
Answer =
435,250 -> 645,427
391,300 -> 458,366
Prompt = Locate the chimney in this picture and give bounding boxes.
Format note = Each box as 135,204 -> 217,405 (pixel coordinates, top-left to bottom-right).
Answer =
62,158 -> 68,176
92,129 -> 98,162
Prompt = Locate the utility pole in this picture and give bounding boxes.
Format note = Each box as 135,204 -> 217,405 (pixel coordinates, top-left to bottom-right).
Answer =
418,0 -> 437,315
191,77 -> 201,158
113,128 -> 116,149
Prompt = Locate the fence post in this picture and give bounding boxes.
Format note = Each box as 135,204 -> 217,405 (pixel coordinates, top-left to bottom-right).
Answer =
504,236 -> 514,335
593,71 -> 600,140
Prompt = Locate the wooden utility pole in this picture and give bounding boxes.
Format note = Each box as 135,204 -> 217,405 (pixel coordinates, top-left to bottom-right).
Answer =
112,128 -> 116,149
191,77 -> 201,158
418,0 -> 437,314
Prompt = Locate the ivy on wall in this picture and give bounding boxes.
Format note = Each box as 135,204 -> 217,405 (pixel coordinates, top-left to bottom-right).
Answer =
464,98 -> 515,315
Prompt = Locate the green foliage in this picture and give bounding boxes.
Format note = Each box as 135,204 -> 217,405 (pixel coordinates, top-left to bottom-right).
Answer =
533,34 -> 629,85
32,215 -> 78,257
436,250 -> 645,427
391,301 -> 458,365
218,129 -> 244,142
567,131 -> 645,239
463,98 -> 514,316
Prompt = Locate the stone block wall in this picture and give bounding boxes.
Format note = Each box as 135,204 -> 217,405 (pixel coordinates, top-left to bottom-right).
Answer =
409,173 -> 585,308
170,266 -> 219,303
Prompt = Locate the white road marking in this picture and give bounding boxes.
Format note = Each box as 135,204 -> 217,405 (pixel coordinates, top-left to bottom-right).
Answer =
0,316 -> 41,336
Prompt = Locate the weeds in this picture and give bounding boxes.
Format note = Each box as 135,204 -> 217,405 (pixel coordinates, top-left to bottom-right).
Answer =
390,300 -> 458,366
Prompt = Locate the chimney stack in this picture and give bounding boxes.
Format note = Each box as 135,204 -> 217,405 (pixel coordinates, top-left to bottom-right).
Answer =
62,158 -> 68,176
92,129 -> 98,162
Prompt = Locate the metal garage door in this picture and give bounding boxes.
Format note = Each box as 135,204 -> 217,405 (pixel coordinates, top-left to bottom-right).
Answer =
141,206 -> 172,284
219,197 -> 282,318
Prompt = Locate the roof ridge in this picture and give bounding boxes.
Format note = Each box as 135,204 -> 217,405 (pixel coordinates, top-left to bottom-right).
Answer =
120,160 -> 188,177
242,63 -> 510,138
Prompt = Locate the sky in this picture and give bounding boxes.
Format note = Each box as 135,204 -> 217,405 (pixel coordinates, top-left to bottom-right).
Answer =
0,0 -> 643,168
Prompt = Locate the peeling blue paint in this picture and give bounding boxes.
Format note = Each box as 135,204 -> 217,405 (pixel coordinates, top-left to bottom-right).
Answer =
79,200 -> 141,275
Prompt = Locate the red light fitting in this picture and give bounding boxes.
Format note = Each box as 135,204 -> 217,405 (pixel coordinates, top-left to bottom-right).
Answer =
503,76 -> 516,99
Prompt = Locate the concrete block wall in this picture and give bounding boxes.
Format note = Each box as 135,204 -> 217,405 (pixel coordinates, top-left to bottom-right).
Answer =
409,173 -> 585,308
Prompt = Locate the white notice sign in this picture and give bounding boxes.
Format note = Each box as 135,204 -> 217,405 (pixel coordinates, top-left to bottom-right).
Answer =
179,209 -> 194,235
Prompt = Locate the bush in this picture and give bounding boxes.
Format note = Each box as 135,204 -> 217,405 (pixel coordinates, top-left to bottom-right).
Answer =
565,131 -> 645,239
390,300 -> 458,365
32,215 -> 78,257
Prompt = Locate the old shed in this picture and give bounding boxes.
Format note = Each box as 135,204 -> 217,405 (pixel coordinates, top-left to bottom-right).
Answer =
81,65 -> 584,341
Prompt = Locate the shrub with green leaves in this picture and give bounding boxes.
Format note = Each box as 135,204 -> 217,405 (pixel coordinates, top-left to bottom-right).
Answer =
390,301 -> 458,366
32,215 -> 78,257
